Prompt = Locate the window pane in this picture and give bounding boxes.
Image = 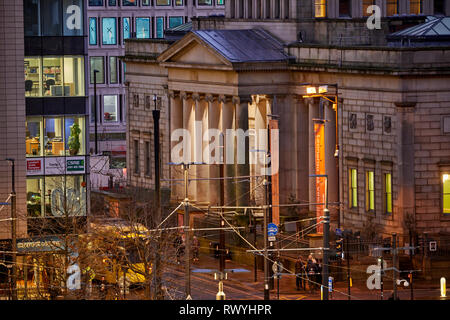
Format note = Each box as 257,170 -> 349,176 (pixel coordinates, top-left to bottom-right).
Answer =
123,17 -> 131,40
134,140 -> 139,174
89,17 -> 97,45
217,0 -> 224,5
434,0 -> 445,14
198,0 -> 212,4
27,177 -> 44,217
363,0 -> 375,17
136,18 -> 150,39
42,0 -> 62,36
63,56 -> 85,96
142,0 -> 150,5
410,0 -> 422,14
44,117 -> 65,156
43,57 -> 63,96
176,0 -> 184,5
65,116 -> 85,155
315,0 -> 326,18
90,57 -> 104,84
89,0 -> 103,5
109,56 -> 118,84
444,174 -> 450,213
122,0 -> 137,5
66,175 -> 87,216
385,173 -> 392,213
109,0 -> 117,5
24,0 -> 40,36
25,57 -> 42,97
45,175 -> 65,216
169,16 -> 183,29
156,17 -> 164,38
102,18 -> 117,45
156,0 -> 170,5
26,117 -> 44,157
63,0 -> 83,36
104,95 -> 118,122
387,0 -> 398,15
145,141 -> 150,175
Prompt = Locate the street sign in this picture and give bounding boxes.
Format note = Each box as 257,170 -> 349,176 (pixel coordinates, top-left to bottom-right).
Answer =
328,276 -> 333,293
272,262 -> 283,279
268,223 -> 278,237
335,228 -> 342,237
268,236 -> 276,242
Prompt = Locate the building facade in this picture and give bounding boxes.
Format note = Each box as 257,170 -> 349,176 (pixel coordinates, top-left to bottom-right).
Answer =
125,0 -> 450,243
86,0 -> 225,190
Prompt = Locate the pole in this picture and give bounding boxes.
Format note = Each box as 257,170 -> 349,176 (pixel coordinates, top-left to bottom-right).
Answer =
253,215 -> 257,282
183,164 -> 191,299
380,256 -> 384,300
153,95 -> 162,300
409,230 -> 414,300
263,174 -> 270,300
322,177 -> 329,300
392,233 -> 398,300
7,159 -> 17,300
219,163 -> 225,275
277,250 -> 280,300
345,234 -> 351,300
93,70 -> 98,154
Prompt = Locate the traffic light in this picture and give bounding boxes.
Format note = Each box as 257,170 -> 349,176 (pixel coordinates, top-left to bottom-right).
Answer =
336,237 -> 343,259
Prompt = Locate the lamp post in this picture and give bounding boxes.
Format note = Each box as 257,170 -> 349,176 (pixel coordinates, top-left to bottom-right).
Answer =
5,158 -> 17,300
93,70 -> 99,155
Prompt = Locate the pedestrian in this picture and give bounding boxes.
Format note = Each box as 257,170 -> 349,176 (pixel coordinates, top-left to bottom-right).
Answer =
295,256 -> 304,291
306,254 -> 319,293
192,236 -> 200,262
99,276 -> 107,300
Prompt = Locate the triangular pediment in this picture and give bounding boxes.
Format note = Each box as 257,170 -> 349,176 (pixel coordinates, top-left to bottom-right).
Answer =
158,33 -> 233,68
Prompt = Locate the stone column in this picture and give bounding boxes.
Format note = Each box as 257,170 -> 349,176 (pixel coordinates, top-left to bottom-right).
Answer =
296,96 -> 309,209
207,95 -> 221,206
324,99 -> 338,227
308,98 -> 319,213
169,91 -> 183,200
195,94 -> 209,203
235,95 -> 251,207
254,95 -> 268,205
222,96 -> 236,206
182,92 -> 196,200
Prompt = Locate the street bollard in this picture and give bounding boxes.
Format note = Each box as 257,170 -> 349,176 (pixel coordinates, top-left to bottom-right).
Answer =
441,277 -> 446,298
320,285 -> 323,301
216,281 -> 226,300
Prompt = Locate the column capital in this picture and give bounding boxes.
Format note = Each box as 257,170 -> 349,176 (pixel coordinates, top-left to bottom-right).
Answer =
232,95 -> 252,105
180,91 -> 188,100
168,90 -> 177,99
205,94 -> 215,102
191,92 -> 201,101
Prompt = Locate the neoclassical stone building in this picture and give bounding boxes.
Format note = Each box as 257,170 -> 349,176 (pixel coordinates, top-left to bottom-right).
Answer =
124,1 -> 450,242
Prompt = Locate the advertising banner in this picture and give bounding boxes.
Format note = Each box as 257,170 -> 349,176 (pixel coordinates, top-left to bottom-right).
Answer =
314,122 -> 325,233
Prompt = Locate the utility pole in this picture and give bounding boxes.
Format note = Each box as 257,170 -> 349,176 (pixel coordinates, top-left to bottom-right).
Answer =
322,176 -> 329,301
263,174 -> 270,300
183,163 -> 191,299
152,94 -> 162,300
409,230 -> 414,300
253,214 -> 257,282
93,70 -> 99,154
219,161 -> 225,275
380,256 -> 384,300
392,233 -> 398,300
6,159 -> 17,300
345,234 -> 351,300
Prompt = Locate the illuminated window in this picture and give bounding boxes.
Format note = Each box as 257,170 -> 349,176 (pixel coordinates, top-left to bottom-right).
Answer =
26,117 -> 44,157
198,0 -> 213,5
434,0 -> 445,15
362,0 -> 376,17
156,0 -> 170,5
387,0 -> 398,16
104,95 -> 118,122
349,168 -> 358,208
315,0 -> 326,17
410,0 -> 422,14
142,0 -> 150,5
365,171 -> 375,212
217,0 -> 224,4
176,0 -> 184,5
384,173 -> 392,214
443,174 -> 450,214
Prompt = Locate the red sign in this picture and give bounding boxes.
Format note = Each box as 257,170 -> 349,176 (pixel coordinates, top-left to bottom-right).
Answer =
27,159 -> 42,173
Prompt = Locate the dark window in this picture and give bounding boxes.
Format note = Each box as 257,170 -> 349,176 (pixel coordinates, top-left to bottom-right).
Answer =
339,0 -> 351,17
434,0 -> 445,14
123,0 -> 137,6
89,0 -> 103,5
134,140 -> 140,174
145,141 -> 150,176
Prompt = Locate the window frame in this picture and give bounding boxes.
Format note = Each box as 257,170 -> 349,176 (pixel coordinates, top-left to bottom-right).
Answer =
383,172 -> 393,215
365,170 -> 375,213
348,168 -> 358,209
102,17 -> 118,45
443,173 -> 450,215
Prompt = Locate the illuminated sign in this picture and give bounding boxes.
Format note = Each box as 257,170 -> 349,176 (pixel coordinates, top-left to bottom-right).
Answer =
314,122 -> 325,233
26,158 -> 43,175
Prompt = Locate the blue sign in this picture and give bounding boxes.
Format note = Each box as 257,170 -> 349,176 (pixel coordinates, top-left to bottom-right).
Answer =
336,228 -> 342,237
268,223 -> 278,237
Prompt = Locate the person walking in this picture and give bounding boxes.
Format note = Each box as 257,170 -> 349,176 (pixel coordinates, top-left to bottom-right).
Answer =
306,254 -> 319,293
295,256 -> 305,291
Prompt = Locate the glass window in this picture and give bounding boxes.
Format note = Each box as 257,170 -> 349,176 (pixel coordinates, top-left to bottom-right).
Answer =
156,0 -> 170,5
145,141 -> 150,176
63,0 -> 83,36
176,0 -> 184,5
44,175 -> 86,217
109,56 -> 118,84
45,176 -> 64,216
217,0 -> 224,5
25,57 -> 42,97
89,0 -> 103,5
26,117 -> 44,157
156,17 -> 165,39
387,0 -> 398,15
136,18 -> 151,39
123,17 -> 131,41
63,56 -> 85,96
24,0 -> 40,36
102,18 -> 117,45
366,171 -> 375,212
122,0 -> 137,5
134,140 -> 139,174
44,117 -> 65,156
89,17 -> 98,45
90,57 -> 105,84
362,0 -> 375,17
65,175 -> 87,216
315,0 -> 326,17
41,0 -> 62,36
169,16 -> 183,29
443,174 -> 450,214
349,168 -> 357,208
410,0 -> 422,14
142,0 -> 151,5
198,0 -> 212,5
339,0 -> 351,16
434,0 -> 444,14
109,0 -> 117,5
65,116 -> 86,156
27,177 -> 44,217
104,95 -> 118,122
43,57 -> 63,96
384,173 -> 392,214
